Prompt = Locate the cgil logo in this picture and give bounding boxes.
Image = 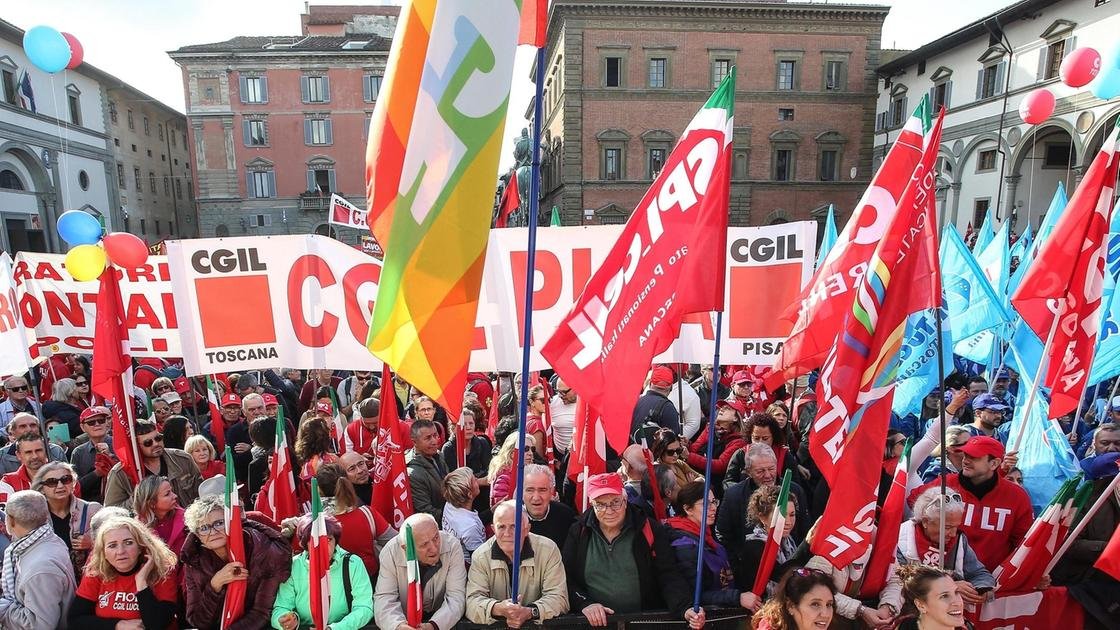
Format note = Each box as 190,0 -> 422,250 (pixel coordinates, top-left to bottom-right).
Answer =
191,248 -> 267,274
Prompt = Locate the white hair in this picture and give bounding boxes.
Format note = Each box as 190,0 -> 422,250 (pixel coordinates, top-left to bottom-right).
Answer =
912,486 -> 966,523
523,463 -> 556,488
5,490 -> 49,530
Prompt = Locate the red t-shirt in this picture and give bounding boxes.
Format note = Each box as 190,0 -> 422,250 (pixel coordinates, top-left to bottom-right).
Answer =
336,505 -> 390,576
75,572 -> 178,621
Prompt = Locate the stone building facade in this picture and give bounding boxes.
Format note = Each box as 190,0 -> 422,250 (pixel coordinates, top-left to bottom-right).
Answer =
533,0 -> 889,231
168,5 -> 398,242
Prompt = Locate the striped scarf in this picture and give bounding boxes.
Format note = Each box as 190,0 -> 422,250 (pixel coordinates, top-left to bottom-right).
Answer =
1,522 -> 53,600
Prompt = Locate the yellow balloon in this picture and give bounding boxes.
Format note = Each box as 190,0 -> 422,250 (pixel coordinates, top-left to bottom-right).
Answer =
64,244 -> 107,281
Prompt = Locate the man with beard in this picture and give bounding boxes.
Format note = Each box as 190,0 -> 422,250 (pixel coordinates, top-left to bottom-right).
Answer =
339,450 -> 374,506
966,394 -> 1008,440
103,419 -> 202,508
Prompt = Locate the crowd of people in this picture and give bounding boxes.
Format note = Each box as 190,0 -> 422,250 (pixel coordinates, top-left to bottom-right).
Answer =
0,357 -> 1116,630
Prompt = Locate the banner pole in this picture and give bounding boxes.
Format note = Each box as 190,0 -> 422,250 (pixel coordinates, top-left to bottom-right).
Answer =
694,311 -> 725,613
1070,382 -> 1098,441
1012,314 -> 1061,453
1045,474 -> 1120,575
935,306 -> 948,570
511,44 -> 547,603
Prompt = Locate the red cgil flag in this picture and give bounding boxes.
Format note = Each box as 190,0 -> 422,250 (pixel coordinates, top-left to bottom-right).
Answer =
860,441 -> 911,597
372,363 -> 414,529
534,373 -> 557,472
90,269 -> 141,485
1010,127 -> 1120,418
518,0 -> 547,48
809,104 -> 943,569
486,375 -> 502,441
542,70 -> 735,453
566,396 -> 606,511
496,172 -> 520,228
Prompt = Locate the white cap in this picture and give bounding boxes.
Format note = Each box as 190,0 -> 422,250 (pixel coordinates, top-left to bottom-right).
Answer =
1111,396 -> 1120,411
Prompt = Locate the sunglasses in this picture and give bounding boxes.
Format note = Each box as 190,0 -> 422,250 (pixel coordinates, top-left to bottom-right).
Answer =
41,475 -> 75,487
7,385 -> 29,392
889,439 -> 907,448
154,385 -> 172,392
83,417 -> 108,426
140,434 -> 164,447
664,448 -> 684,456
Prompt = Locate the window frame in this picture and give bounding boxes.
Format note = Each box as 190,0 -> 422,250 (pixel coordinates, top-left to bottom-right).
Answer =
648,57 -> 667,89
604,56 -> 624,88
976,148 -> 998,173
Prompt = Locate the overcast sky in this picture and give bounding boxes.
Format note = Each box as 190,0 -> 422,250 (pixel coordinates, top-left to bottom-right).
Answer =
5,0 -> 1012,171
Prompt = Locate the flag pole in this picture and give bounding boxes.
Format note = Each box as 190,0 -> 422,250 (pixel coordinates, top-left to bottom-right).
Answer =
694,311 -> 725,613
1070,382 -> 1098,441
1045,474 -> 1120,575
511,43 -> 547,603
1012,313 -> 1062,453
935,305 -> 949,570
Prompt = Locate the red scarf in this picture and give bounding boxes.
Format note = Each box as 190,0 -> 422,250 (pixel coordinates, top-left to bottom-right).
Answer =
914,522 -> 957,568
665,516 -> 718,550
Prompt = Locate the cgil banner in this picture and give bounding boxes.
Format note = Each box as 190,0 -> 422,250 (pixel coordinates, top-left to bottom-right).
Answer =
0,253 -> 34,379
471,222 -> 817,371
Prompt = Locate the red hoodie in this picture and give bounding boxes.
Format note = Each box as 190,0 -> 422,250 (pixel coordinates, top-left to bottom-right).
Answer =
687,426 -> 745,475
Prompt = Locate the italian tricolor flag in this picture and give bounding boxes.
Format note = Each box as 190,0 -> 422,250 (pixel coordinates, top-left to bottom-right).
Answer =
752,469 -> 792,596
405,523 -> 423,626
308,479 -> 332,630
221,447 -> 246,628
261,405 -> 298,523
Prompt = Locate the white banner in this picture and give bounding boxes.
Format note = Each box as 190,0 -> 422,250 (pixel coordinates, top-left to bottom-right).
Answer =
11,252 -> 178,359
470,222 -> 817,371
0,253 -> 34,379
165,235 -> 384,375
328,194 -> 368,229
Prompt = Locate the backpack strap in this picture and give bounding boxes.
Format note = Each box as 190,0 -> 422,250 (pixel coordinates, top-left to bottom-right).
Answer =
342,552 -> 353,611
358,506 -> 378,536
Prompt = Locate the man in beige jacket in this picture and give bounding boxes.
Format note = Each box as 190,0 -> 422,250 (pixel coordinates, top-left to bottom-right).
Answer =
375,512 -> 467,630
466,500 -> 569,626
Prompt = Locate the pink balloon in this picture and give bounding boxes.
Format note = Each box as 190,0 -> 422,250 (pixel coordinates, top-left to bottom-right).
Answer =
1060,47 -> 1101,88
102,232 -> 149,268
1019,88 -> 1055,125
62,32 -> 83,69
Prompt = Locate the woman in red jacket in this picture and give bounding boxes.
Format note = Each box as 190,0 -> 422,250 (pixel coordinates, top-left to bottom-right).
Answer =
686,401 -> 745,493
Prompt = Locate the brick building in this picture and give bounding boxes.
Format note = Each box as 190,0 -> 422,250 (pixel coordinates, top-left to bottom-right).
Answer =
167,5 -> 398,240
535,0 -> 889,229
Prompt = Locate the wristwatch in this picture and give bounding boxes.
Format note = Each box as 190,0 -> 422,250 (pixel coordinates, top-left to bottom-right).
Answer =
530,605 -> 541,619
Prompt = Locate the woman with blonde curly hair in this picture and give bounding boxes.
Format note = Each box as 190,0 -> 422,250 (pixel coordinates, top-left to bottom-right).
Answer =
488,432 -> 536,506
68,515 -> 179,629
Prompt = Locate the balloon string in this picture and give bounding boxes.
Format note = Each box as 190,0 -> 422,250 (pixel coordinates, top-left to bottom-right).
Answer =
1025,130 -> 1036,235
48,74 -> 67,214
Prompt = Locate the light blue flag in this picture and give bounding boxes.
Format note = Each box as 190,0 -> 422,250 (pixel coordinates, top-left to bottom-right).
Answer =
972,211 -> 995,255
940,226 -> 1012,342
976,220 -> 1011,305
1088,200 -> 1120,385
1009,221 -> 1031,272
816,204 -> 838,268
892,305 -> 954,418
1001,346 -> 1080,514
1008,183 -> 1068,299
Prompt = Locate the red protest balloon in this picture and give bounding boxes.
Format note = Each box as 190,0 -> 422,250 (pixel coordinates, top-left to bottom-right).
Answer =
1019,88 -> 1055,125
1060,47 -> 1101,88
103,232 -> 149,268
62,32 -> 83,69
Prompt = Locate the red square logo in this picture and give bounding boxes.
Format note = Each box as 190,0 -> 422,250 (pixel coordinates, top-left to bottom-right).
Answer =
194,275 -> 276,347
729,264 -> 802,339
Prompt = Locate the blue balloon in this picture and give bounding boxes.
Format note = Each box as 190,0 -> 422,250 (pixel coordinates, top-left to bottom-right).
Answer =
1090,65 -> 1120,100
22,26 -> 71,74
56,210 -> 102,246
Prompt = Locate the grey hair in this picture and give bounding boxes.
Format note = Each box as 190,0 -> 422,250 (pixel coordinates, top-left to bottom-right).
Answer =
3,375 -> 29,389
493,499 -> 530,523
184,495 -> 227,533
912,486 -> 966,523
31,461 -> 77,492
89,506 -> 130,537
52,377 -> 78,402
523,463 -> 555,488
743,442 -> 777,469
241,392 -> 264,411
5,490 -> 49,530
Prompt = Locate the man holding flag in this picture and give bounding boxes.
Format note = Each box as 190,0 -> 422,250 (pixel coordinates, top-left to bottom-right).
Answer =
374,512 -> 467,630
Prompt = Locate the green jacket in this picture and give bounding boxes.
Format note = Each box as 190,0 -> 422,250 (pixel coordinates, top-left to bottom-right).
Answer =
271,546 -> 373,630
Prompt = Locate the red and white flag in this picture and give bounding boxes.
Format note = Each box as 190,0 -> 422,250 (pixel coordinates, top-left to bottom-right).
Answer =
221,447 -> 247,628
542,71 -> 735,452
404,523 -> 423,626
90,269 -> 141,485
308,482 -> 331,630
765,100 -> 933,391
752,470 -> 792,596
372,363 -> 414,528
566,396 -> 606,511
809,104 -> 943,569
206,375 -> 227,452
518,0 -> 547,48
994,479 -> 1086,593
966,587 -> 1084,630
860,442 -> 911,597
1011,127 -> 1120,418
328,193 -> 368,229
257,406 -> 298,524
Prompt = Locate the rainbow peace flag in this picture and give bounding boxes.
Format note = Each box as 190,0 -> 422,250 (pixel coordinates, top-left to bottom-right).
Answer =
364,0 -> 521,415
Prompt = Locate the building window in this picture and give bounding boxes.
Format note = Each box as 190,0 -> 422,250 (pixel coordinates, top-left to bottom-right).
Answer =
143,116 -> 150,136
604,148 -> 622,180
114,138 -> 120,147
931,81 -> 952,112
188,181 -> 193,199
164,176 -> 170,196
648,58 -> 666,88
973,198 -> 991,227
305,118 -> 333,145
712,59 -> 732,88
777,60 -> 797,91
1043,142 -> 1074,168
117,163 -> 125,188
648,148 -> 667,178
171,130 -> 177,148
0,67 -> 16,105
364,74 -> 383,101
155,221 -> 161,236
605,57 -> 622,88
302,75 -> 330,103
131,144 -> 137,152
1043,39 -> 1066,80
891,94 -> 907,127
67,92 -> 82,126
176,179 -> 183,199
78,170 -> 89,191
149,172 -> 157,193
774,149 -> 794,181
0,169 -> 23,190
127,109 -> 134,130
168,221 -> 174,236
140,219 -> 146,235
733,150 -> 749,180
147,149 -> 152,157
977,62 -> 1006,100
109,101 -> 118,124
779,108 -> 794,121
977,148 -> 998,172
158,124 -> 164,141
241,76 -> 268,103
307,168 -> 336,194
825,60 -> 846,91
244,119 -> 267,146
819,150 -> 839,181
248,169 -> 275,198
134,167 -> 142,192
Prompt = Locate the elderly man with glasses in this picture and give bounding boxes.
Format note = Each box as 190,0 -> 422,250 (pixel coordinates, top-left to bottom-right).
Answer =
1,375 -> 41,437
70,407 -> 115,503
103,419 -> 202,508
0,413 -> 67,475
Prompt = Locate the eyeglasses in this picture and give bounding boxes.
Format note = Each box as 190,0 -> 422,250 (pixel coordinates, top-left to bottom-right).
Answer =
664,448 -> 684,456
40,475 -> 75,487
75,381 -> 89,387
82,417 -> 108,426
7,385 -> 28,392
591,498 -> 627,513
140,434 -> 164,447
196,518 -> 227,537
557,388 -> 572,396
889,439 -> 906,448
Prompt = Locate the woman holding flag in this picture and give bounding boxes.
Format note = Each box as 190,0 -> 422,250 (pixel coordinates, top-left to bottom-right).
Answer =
181,495 -> 292,629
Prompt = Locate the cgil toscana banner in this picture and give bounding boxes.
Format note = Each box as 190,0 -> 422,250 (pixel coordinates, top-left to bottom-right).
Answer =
7,224 -> 815,375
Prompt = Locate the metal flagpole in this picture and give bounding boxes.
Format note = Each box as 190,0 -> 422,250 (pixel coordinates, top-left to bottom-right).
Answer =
935,306 -> 949,569
694,311 -> 725,613
1070,382 -> 1099,441
511,43 -> 547,603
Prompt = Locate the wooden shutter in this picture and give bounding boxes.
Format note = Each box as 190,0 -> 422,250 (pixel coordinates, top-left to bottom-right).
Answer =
995,61 -> 1007,95
363,75 -> 372,102
242,120 -> 251,145
267,171 -> 276,197
259,77 -> 268,102
304,119 -> 312,145
1037,46 -> 1049,81
300,76 -> 310,103
327,169 -> 337,193
976,69 -> 984,100
324,119 -> 333,145
239,76 -> 248,103
246,171 -> 255,197
307,169 -> 316,193
322,76 -> 330,102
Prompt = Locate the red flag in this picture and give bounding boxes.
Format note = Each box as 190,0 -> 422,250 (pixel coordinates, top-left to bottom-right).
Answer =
765,101 -> 932,392
257,405 -> 299,524
809,106 -> 943,569
860,442 -> 910,597
1095,514 -> 1120,580
965,587 -> 1083,630
534,374 -> 557,472
642,448 -> 666,521
542,72 -> 735,453
221,447 -> 247,628
993,480 -> 1077,593
486,375 -> 502,441
90,270 -> 141,485
1011,127 -> 1120,418
372,363 -> 414,528
496,173 -> 519,228
518,0 -> 547,48
206,375 -> 226,453
567,397 -> 605,511
308,483 -> 331,630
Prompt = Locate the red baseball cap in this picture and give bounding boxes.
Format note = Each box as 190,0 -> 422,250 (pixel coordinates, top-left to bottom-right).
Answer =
731,369 -> 754,386
586,473 -> 625,500
715,399 -> 743,419
315,401 -> 334,415
958,436 -> 1005,460
221,393 -> 241,408
174,377 -> 192,394
80,406 -> 110,422
650,365 -> 675,388
262,393 -> 278,405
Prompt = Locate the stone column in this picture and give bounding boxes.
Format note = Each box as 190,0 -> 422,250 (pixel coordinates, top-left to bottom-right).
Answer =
1003,174 -> 1021,227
